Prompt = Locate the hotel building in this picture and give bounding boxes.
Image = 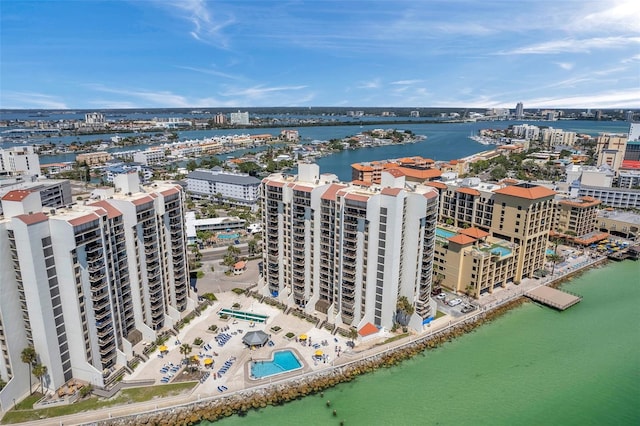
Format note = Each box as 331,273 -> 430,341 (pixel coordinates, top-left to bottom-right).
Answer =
351,156 -> 442,184
426,177 -> 556,295
186,168 -> 261,207
260,163 -> 439,331
0,173 -> 192,408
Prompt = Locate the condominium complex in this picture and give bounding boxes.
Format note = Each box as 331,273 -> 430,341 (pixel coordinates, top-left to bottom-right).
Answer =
351,156 -> 442,184
260,163 -> 439,331
229,111 -> 250,125
186,168 -> 261,207
426,177 -> 556,295
0,179 -> 72,216
0,173 -> 192,408
0,146 -> 41,177
553,196 -> 601,238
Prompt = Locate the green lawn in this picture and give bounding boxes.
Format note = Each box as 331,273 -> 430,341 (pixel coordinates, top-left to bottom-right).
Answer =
1,382 -> 196,424
435,310 -> 446,319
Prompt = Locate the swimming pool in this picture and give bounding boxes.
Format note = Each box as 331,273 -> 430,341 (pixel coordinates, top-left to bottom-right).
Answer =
218,233 -> 240,239
250,350 -> 302,379
546,249 -> 556,256
491,246 -> 512,257
436,228 -> 456,239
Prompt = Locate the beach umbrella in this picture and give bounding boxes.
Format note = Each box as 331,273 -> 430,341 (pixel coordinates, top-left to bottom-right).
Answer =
315,350 -> 323,357
159,345 -> 168,352
204,358 -> 213,365
299,334 -> 308,340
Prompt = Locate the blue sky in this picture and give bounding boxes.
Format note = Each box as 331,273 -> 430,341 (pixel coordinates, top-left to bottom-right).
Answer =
1,0 -> 639,109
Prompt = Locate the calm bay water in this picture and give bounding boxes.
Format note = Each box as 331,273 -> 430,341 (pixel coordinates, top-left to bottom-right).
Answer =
206,260 -> 640,426
3,120 -> 630,178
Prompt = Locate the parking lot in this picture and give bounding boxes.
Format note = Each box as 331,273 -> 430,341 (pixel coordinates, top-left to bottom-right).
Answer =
433,290 -> 477,318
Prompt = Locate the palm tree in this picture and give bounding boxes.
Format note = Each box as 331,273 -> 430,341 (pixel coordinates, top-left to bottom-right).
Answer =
21,347 -> 37,394
179,343 -> 192,365
33,364 -> 47,395
548,253 -> 562,275
348,327 -> 358,343
247,239 -> 258,255
395,296 -> 415,326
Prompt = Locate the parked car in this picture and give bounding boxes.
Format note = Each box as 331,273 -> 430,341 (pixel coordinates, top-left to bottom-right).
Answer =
436,293 -> 447,300
461,304 -> 477,313
448,298 -> 462,307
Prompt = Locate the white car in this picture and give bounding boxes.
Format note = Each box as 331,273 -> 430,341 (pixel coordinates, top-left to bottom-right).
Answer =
436,293 -> 447,300
448,298 -> 462,307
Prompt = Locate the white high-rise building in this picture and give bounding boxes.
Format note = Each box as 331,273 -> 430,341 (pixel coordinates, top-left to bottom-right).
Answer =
0,146 -> 41,177
229,111 -> 250,125
260,163 -> 439,332
0,173 -> 192,408
515,102 -> 524,120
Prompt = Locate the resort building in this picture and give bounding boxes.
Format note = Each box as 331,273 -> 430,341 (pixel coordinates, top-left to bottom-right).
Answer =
76,151 -> 112,166
0,173 -> 193,408
552,196 -> 602,242
186,168 -> 261,207
260,163 -> 439,332
351,156 -> 441,184
426,177 -> 556,290
433,227 -> 519,298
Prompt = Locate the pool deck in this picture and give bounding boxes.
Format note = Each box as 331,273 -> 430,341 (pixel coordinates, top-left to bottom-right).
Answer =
126,289 -> 349,399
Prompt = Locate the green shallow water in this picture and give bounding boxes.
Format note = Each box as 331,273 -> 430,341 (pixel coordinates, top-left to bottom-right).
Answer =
204,261 -> 640,425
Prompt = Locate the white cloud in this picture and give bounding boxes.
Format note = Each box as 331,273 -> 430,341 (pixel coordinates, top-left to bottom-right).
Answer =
176,65 -> 244,81
0,92 -> 68,109
357,79 -> 381,89
499,37 -> 640,55
390,79 -> 424,85
221,85 -> 308,99
165,0 -> 235,48
524,89 -> 640,108
555,62 -> 574,70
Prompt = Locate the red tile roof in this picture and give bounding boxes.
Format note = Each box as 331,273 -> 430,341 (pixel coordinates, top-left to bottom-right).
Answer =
460,227 -> 490,239
15,212 -> 48,225
160,187 -> 180,197
358,322 -> 379,337
69,213 -> 100,227
344,193 -> 370,203
321,184 -> 348,201
493,185 -> 556,200
398,168 -> 442,180
89,200 -> 122,219
1,190 -> 33,202
424,181 -> 447,190
456,187 -> 481,196
381,187 -> 403,196
292,184 -> 314,192
448,234 -> 477,245
385,169 -> 405,178
132,196 -> 154,206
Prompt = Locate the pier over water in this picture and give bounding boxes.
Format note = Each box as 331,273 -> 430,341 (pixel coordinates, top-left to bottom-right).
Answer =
525,286 -> 582,310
